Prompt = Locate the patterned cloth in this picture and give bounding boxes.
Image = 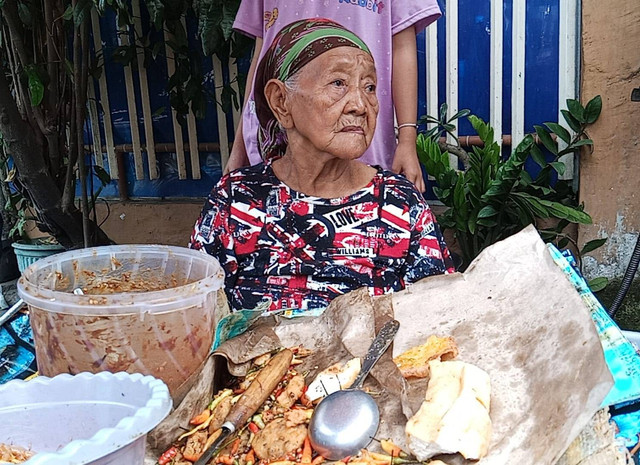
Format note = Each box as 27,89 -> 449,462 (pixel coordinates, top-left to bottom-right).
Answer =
0,312 -> 37,384
190,160 -> 454,312
254,18 -> 371,160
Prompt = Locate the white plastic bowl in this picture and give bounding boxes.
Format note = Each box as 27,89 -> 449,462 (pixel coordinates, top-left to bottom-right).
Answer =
0,371 -> 172,464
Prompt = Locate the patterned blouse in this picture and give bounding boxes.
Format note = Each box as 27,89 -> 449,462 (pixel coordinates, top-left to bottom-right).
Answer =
190,161 -> 454,312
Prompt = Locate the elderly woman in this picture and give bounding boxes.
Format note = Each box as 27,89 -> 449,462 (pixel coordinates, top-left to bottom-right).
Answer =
190,19 -> 454,312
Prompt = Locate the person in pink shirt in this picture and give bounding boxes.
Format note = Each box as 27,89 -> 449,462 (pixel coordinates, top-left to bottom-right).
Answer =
225,0 -> 441,192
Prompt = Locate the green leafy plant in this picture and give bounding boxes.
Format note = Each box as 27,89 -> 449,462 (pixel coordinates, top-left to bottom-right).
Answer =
0,0 -> 248,249
114,0 -> 253,122
418,96 -> 606,285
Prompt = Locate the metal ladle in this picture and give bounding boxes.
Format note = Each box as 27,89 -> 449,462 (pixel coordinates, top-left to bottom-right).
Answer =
309,319 -> 400,460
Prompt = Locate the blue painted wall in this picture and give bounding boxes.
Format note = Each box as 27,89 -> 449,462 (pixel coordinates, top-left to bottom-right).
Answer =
94,0 -> 562,200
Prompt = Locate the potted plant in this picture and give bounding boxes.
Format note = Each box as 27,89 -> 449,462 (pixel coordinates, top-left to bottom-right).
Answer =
418,96 -> 607,290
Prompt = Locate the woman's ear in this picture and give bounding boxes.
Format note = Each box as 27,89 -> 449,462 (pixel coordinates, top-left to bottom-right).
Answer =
264,79 -> 294,129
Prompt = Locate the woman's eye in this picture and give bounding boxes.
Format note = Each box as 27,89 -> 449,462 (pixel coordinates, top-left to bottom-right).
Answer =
331,79 -> 346,87
365,84 -> 376,93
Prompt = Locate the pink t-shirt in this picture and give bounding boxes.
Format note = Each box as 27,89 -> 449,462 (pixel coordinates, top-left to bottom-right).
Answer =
233,0 -> 441,169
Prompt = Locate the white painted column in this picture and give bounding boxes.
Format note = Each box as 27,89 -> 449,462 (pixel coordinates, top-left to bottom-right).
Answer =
119,23 -> 144,180
163,30 -> 187,180
425,23 -> 439,129
132,0 -> 158,180
511,0 -> 526,152
558,0 -> 579,180
445,0 -> 459,168
490,0 -> 504,145
91,9 -> 118,178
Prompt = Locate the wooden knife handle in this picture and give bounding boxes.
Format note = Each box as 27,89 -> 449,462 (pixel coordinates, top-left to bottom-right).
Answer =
225,348 -> 293,429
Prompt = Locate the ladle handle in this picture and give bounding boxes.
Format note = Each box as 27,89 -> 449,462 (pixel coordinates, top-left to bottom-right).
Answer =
351,319 -> 400,389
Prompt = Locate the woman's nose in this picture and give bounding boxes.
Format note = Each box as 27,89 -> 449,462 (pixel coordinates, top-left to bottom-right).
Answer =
345,86 -> 367,115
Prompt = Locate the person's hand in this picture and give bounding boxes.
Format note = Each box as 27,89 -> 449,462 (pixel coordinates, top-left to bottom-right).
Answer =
392,138 -> 425,192
224,139 -> 250,174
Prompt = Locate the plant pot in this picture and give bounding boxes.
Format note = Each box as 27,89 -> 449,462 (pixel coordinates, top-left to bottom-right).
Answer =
11,240 -> 65,274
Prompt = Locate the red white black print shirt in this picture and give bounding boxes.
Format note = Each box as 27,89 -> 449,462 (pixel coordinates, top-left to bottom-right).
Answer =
190,161 -> 454,312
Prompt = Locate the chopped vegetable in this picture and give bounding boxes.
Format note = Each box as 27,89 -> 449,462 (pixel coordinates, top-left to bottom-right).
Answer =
208,389 -> 233,410
301,436 -> 312,464
380,439 -> 406,458
231,438 -> 241,455
190,409 -> 211,425
158,446 -> 178,465
216,454 -> 234,465
248,422 -> 260,434
311,455 -> 325,465
245,448 -> 255,465
251,414 -> 265,429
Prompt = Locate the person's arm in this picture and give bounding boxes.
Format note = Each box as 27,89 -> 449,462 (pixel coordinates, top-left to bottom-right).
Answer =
225,37 -> 264,174
391,26 -> 425,192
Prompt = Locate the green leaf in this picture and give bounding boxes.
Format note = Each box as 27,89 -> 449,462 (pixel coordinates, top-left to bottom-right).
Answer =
477,205 -> 498,219
17,2 -> 32,28
439,103 -> 448,123
63,5 -> 73,21
529,144 -> 547,168
221,3 -> 238,41
511,192 -> 550,218
519,170 -> 533,186
550,162 -> 566,176
449,109 -> 471,122
545,122 -> 571,144
572,139 -> 594,148
534,125 -> 558,155
25,65 -> 44,107
561,109 -> 582,133
151,106 -> 166,118
221,84 -> 235,114
588,277 -> 609,293
538,229 -> 558,241
73,0 -> 93,26
477,218 -> 498,227
93,165 -> 111,187
584,95 -> 602,124
146,0 -> 165,30
541,200 -> 592,224
581,238 -> 607,255
567,99 -> 586,123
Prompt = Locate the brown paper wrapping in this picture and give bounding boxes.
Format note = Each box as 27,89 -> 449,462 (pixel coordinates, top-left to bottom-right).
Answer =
146,226 -> 614,465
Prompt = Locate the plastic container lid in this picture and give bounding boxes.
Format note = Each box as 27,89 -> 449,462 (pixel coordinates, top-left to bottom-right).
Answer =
17,244 -> 225,315
0,371 -> 172,464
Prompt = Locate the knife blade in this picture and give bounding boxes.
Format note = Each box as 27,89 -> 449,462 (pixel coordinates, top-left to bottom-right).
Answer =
194,348 -> 293,465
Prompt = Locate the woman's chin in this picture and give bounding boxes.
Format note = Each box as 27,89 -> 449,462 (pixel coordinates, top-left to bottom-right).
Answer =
327,143 -> 370,160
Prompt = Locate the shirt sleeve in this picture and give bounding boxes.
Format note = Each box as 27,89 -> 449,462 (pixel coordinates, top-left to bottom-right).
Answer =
189,176 -> 239,291
391,0 -> 442,35
403,194 -> 455,284
233,0 -> 265,39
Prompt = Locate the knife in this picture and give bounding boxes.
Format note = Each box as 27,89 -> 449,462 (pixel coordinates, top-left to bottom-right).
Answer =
194,348 -> 294,465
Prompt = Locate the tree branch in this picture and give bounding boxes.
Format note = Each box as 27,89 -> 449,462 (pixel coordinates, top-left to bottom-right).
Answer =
438,140 -> 470,170
2,0 -> 49,136
43,0 -> 61,177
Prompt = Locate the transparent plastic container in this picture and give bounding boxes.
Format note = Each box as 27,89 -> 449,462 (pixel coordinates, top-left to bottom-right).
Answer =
0,371 -> 172,464
17,245 -> 225,400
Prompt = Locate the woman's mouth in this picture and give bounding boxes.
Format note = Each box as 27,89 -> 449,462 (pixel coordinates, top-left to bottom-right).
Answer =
341,126 -> 365,134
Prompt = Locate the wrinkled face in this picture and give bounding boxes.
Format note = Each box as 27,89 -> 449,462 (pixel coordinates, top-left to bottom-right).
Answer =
285,47 -> 379,160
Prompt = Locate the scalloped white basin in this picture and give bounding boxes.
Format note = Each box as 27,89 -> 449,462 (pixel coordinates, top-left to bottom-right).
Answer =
0,371 -> 172,464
